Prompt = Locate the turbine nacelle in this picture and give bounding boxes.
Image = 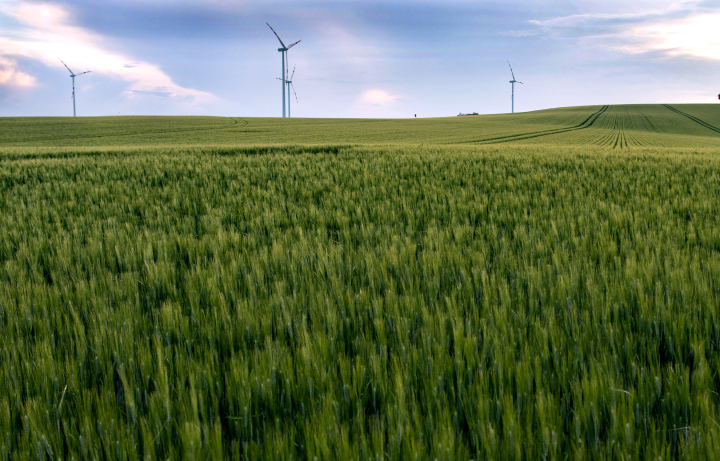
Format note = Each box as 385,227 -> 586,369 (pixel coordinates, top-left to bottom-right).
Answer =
277,41 -> 300,53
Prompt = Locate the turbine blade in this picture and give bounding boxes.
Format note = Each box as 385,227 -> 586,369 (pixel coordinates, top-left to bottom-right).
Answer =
507,61 -> 515,81
266,22 -> 287,48
59,58 -> 74,75
291,82 -> 298,103
78,71 -> 92,76
517,81 -> 523,84
290,65 -> 296,80
287,39 -> 301,49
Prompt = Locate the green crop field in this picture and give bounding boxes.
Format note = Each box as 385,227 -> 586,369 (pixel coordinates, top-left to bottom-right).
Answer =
1,104 -> 720,460
3,103 -> 720,152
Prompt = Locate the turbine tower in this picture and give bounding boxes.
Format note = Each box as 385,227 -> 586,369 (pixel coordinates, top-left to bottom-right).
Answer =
266,23 -> 301,117
508,61 -> 523,114
60,59 -> 91,117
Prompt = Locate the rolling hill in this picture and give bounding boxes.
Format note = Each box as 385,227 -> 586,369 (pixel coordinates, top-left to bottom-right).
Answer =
1,104 -> 719,150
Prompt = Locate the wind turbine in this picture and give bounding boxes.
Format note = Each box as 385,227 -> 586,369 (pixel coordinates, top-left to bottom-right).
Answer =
286,65 -> 298,117
266,22 -> 301,117
277,65 -> 299,117
60,59 -> 91,117
508,61 -> 523,114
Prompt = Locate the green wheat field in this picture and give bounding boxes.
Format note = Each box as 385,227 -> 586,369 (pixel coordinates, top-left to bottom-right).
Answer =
1,104 -> 720,459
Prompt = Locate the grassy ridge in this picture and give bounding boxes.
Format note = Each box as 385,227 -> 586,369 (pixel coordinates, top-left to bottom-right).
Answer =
2,104 -> 719,149
1,142 -> 720,459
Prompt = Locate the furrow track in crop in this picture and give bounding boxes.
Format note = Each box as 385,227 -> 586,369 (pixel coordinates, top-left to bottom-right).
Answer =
464,105 -> 609,145
663,105 -> 720,135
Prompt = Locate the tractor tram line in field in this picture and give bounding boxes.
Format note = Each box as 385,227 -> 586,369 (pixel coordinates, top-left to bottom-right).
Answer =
609,107 -> 629,149
663,104 -> 720,135
592,106 -> 631,149
521,105 -> 645,149
486,104 -> 720,148
464,105 -> 610,145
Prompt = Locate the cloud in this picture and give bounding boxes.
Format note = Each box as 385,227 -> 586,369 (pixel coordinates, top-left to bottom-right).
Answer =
621,13 -> 720,60
501,29 -> 543,37
0,0 -> 216,103
525,2 -> 720,61
0,55 -> 36,87
524,0 -> 703,38
528,12 -> 659,29
359,89 -> 400,106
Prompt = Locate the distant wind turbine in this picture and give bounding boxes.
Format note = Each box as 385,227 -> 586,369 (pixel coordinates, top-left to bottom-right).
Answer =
60,59 -> 91,117
266,22 -> 301,117
277,65 -> 299,117
286,65 -> 298,117
508,61 -> 523,114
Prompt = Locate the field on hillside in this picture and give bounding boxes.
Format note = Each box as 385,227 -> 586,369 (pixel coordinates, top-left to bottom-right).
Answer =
2,104 -> 720,150
1,105 -> 720,460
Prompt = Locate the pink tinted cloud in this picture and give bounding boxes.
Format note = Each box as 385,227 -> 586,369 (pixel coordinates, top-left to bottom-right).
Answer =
0,0 -> 217,102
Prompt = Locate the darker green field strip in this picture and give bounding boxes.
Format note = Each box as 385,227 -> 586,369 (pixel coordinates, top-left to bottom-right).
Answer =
0,143 -> 358,162
463,105 -> 609,145
0,116 -> 240,145
663,105 -> 720,135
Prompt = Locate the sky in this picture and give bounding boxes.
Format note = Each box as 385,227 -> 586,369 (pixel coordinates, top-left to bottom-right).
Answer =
0,0 -> 719,118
